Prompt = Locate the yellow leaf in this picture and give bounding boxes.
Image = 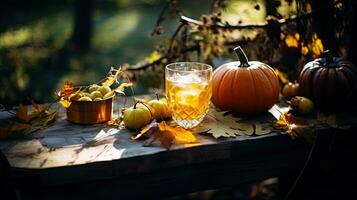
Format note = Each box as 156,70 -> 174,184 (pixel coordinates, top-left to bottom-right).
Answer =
274,68 -> 289,84
301,46 -> 309,55
285,34 -> 299,48
59,98 -> 71,108
102,68 -> 122,87
114,82 -> 133,94
101,76 -> 116,87
158,123 -> 196,143
148,51 -> 161,62
133,121 -> 196,149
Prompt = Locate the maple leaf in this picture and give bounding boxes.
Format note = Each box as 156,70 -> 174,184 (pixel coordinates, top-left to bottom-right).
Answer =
195,109 -> 273,138
274,112 -> 314,142
194,110 -> 242,138
195,109 -> 272,138
132,120 -> 196,149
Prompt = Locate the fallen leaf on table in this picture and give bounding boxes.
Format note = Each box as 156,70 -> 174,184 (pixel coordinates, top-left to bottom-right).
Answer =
194,110 -> 244,138
254,123 -> 272,136
0,123 -> 32,139
274,112 -> 314,142
158,123 -> 196,143
132,120 -> 196,149
317,112 -> 351,130
195,109 -> 272,138
0,103 -> 58,140
107,117 -> 123,127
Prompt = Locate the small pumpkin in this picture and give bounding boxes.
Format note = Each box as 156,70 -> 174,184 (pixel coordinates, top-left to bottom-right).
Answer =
282,81 -> 300,100
123,102 -> 152,130
148,98 -> 172,120
298,50 -> 357,109
211,46 -> 280,115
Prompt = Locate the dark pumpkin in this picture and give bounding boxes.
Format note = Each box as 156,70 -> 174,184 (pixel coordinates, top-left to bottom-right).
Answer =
298,50 -> 357,109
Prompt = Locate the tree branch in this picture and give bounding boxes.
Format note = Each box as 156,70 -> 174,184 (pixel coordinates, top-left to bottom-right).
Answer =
127,0 -> 341,71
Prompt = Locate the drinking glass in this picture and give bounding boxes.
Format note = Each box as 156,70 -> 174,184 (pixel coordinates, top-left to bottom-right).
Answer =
165,62 -> 212,129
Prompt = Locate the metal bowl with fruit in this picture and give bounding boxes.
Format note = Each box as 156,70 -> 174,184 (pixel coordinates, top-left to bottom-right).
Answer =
62,84 -> 116,124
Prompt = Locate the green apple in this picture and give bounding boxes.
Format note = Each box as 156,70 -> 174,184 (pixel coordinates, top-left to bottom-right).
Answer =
78,96 -> 92,101
98,86 -> 111,96
103,91 -> 115,99
90,91 -> 102,99
88,84 -> 100,93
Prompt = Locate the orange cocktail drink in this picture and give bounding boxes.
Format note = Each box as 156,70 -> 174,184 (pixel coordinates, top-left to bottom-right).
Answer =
165,62 -> 212,129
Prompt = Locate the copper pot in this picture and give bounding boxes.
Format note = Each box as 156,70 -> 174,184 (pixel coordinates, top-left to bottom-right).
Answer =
66,98 -> 113,124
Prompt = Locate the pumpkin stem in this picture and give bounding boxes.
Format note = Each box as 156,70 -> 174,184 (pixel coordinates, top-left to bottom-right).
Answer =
234,46 -> 250,67
322,50 -> 333,64
155,93 -> 160,101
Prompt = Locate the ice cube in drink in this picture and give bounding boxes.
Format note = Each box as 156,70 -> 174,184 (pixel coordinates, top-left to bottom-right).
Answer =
166,73 -> 212,128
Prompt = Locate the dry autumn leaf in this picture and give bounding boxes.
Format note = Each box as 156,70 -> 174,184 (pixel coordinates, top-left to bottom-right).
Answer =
0,103 -> 58,140
60,81 -> 80,99
254,123 -> 272,136
132,120 -> 196,149
59,99 -> 71,108
58,81 -> 82,108
316,112 -> 351,130
195,109 -> 272,138
274,112 -> 314,141
194,110 -> 244,138
158,123 -> 196,143
274,68 -> 289,84
101,67 -> 121,87
114,82 -> 133,95
0,123 -> 32,139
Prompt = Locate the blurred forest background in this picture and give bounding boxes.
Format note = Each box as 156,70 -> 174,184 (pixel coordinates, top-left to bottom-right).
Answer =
0,0 -> 356,107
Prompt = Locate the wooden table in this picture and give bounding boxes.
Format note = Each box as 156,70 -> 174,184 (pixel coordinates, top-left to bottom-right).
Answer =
1,102 -> 350,200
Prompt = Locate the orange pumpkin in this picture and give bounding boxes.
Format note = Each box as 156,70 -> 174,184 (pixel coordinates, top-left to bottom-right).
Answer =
211,46 -> 280,115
